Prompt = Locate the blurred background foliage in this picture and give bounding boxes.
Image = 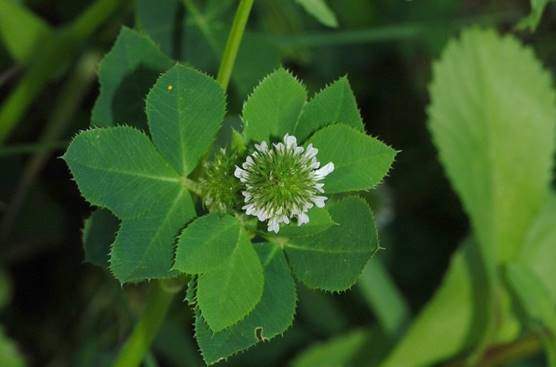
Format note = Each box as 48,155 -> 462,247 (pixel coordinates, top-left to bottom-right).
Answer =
0,0 -> 555,366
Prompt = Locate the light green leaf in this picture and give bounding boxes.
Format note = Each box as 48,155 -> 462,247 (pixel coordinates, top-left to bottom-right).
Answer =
279,207 -> 335,238
295,0 -> 338,28
291,329 -> 371,367
82,208 -> 119,269
0,328 -> 25,367
146,64 -> 226,176
380,241 -> 520,367
294,76 -> 363,142
174,213 -> 240,274
63,127 -> 196,282
308,124 -> 396,194
522,193 -> 556,301
92,27 -> 173,129
517,0 -> 553,32
428,28 -> 556,262
242,68 -> 307,142
197,230 -> 264,332
0,0 -> 52,64
285,196 -> 377,291
195,243 -> 296,365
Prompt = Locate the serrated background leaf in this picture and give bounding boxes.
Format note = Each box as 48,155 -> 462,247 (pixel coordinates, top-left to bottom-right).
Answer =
197,230 -> 264,332
174,213 -> 240,274
242,68 -> 307,142
92,27 -> 173,129
195,243 -> 296,365
294,76 -> 363,142
428,28 -> 556,262
82,208 -> 119,269
309,124 -> 396,194
285,196 -> 377,291
146,64 -> 226,175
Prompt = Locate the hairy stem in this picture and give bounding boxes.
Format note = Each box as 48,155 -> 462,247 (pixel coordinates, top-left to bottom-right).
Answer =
216,0 -> 255,90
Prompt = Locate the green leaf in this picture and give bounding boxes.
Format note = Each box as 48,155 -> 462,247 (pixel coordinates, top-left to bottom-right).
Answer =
195,243 -> 296,365
82,208 -> 119,269
285,196 -> 377,291
291,329 -> 371,367
174,213 -> 240,274
197,230 -> 264,332
295,0 -> 338,28
92,27 -> 173,129
279,207 -> 335,237
135,0 -> 186,58
522,193 -> 556,301
0,0 -> 52,64
380,241 -> 520,367
517,0 -> 552,32
63,127 -> 196,282
146,64 -> 226,176
428,28 -> 556,262
308,124 -> 396,194
294,76 -> 363,142
242,68 -> 307,142
0,328 -> 25,367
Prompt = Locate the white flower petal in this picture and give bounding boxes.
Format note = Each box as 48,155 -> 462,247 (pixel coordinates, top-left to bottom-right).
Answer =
284,134 -> 297,149
255,141 -> 268,153
297,212 -> 309,226
268,219 -> 280,233
312,195 -> 327,208
314,162 -> 334,179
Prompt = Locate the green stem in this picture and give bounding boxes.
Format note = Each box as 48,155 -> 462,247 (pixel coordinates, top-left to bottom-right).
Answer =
216,0 -> 255,90
111,2 -> 255,366
112,282 -> 177,367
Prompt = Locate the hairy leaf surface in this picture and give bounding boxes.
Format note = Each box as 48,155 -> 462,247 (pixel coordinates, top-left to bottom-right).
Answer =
195,243 -> 296,364
286,196 -> 377,291
146,64 -> 226,175
309,125 -> 396,194
197,230 -> 264,332
174,213 -> 240,274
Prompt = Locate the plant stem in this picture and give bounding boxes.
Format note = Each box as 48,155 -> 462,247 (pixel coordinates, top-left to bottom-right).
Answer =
111,2 -> 255,366
216,0 -> 255,90
112,282 -> 177,367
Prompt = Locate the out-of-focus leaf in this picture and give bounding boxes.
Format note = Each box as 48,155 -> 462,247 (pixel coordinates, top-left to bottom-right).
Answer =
522,193 -> 556,301
290,329 -> 370,367
379,242 -> 520,367
0,328 -> 25,367
357,260 -> 410,336
195,243 -> 296,365
428,28 -> 556,262
0,0 -> 52,64
82,208 -> 119,269
91,27 -> 173,129
295,0 -> 338,28
505,263 -> 556,365
285,196 -> 377,291
0,269 -> 11,310
517,0 -> 553,32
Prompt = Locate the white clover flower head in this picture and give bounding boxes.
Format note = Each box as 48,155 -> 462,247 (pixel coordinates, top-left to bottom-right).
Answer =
234,134 -> 334,233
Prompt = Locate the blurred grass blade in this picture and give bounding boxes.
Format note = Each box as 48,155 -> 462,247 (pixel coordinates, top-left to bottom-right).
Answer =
517,0 -> 553,32
357,260 -> 409,336
0,52 -> 99,240
0,0 -> 52,64
295,0 -> 338,28
0,0 -> 128,144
